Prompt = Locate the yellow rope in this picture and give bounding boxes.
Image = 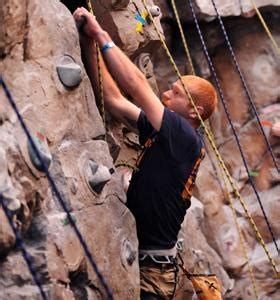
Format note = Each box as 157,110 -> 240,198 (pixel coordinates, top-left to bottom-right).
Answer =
170,0 -> 195,75
141,0 -> 279,276
172,1 -> 260,293
86,0 -> 106,136
218,162 -> 259,299
171,0 -> 260,290
248,0 -> 280,55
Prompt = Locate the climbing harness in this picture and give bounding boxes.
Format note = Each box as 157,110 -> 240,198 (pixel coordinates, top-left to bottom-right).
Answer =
177,252 -> 222,300
248,0 -> 280,55
181,147 -> 205,201
140,0 -> 279,277
0,194 -> 48,300
0,77 -> 114,300
135,131 -> 158,168
115,160 -> 138,172
135,127 -> 205,204
185,0 -> 279,254
208,0 -> 279,174
139,249 -> 177,264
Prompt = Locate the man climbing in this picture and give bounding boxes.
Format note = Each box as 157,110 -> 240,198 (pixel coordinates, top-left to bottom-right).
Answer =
74,7 -> 217,300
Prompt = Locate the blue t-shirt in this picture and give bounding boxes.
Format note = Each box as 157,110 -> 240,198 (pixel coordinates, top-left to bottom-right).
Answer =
127,108 -> 203,250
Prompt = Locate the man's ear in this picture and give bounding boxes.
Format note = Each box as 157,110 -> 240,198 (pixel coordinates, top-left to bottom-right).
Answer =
188,105 -> 204,119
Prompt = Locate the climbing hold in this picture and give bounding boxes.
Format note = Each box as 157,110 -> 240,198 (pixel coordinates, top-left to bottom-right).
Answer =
70,178 -> 78,195
56,55 -> 82,88
148,5 -> 161,17
249,170 -> 259,177
135,11 -> 148,33
27,131 -> 52,172
272,122 -> 280,137
61,212 -> 76,226
260,120 -> 272,139
134,53 -> 153,79
176,238 -> 185,253
122,239 -> 136,267
1,193 -> 21,213
135,12 -> 147,25
242,9 -> 256,18
87,161 -> 112,194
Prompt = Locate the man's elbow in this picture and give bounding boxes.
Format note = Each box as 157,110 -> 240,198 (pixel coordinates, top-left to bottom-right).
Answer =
105,95 -> 125,116
125,72 -> 147,97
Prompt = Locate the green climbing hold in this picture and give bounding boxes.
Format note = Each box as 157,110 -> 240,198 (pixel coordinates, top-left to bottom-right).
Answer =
61,213 -> 76,226
249,171 -> 259,177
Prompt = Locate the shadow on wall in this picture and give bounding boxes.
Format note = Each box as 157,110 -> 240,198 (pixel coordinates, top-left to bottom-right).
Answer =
60,0 -> 87,13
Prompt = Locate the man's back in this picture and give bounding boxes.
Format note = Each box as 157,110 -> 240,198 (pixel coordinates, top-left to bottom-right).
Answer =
127,108 -> 203,251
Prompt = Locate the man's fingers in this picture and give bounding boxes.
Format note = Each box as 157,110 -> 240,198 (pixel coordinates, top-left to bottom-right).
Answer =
73,7 -> 96,23
73,7 -> 87,19
73,7 -> 100,37
75,15 -> 87,31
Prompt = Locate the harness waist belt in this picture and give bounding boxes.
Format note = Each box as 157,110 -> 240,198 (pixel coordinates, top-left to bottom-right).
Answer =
139,245 -> 177,257
139,246 -> 177,264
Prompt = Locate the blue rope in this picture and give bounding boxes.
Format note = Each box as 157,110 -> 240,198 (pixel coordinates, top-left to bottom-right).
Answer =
209,0 -> 279,174
0,77 -> 114,300
0,194 -> 48,300
187,0 -> 279,254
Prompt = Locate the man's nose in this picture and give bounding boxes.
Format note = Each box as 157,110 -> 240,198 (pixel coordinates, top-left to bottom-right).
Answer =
162,90 -> 171,100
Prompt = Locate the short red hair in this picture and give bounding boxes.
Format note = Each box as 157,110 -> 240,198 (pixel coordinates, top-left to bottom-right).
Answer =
181,75 -> 217,121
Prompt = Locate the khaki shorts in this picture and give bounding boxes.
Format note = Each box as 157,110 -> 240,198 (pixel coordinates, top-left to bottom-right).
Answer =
140,261 -> 177,299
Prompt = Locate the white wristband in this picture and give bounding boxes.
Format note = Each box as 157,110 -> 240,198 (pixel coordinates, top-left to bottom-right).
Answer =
101,41 -> 116,53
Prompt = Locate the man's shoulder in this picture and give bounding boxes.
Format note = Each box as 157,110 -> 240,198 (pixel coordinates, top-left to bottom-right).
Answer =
164,108 -> 198,139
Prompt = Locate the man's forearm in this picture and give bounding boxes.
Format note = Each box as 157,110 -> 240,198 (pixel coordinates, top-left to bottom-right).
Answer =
80,40 -> 100,105
95,31 -> 149,101
80,38 -> 122,110
74,7 -> 164,131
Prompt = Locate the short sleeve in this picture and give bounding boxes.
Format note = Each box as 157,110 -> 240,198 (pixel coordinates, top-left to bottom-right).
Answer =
158,108 -> 201,161
137,110 -> 154,145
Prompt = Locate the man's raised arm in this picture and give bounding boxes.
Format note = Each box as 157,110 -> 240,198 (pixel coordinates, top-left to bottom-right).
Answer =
73,7 -> 164,131
76,19 -> 141,131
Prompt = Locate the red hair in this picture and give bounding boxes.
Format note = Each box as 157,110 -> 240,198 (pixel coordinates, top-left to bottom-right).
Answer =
181,75 -> 217,121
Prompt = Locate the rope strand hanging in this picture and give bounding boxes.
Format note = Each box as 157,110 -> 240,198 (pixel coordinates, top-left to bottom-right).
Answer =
209,0 -> 279,174
220,169 -> 260,299
248,0 -> 280,55
184,0 -> 279,254
140,0 -> 279,277
171,0 -> 258,288
203,144 -> 259,300
0,77 -> 114,300
86,0 -> 106,137
170,0 -> 195,75
0,194 -> 48,300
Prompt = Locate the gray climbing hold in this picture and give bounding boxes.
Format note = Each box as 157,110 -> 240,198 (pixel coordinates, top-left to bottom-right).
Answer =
27,132 -> 52,172
148,5 -> 161,17
6,197 -> 20,212
70,178 -> 78,195
2,193 -> 21,213
56,55 -> 82,88
121,239 -> 136,267
61,212 -> 76,226
88,161 -> 112,194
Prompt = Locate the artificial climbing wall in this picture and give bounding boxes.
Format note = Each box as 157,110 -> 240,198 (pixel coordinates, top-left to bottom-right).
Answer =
0,0 -> 279,299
